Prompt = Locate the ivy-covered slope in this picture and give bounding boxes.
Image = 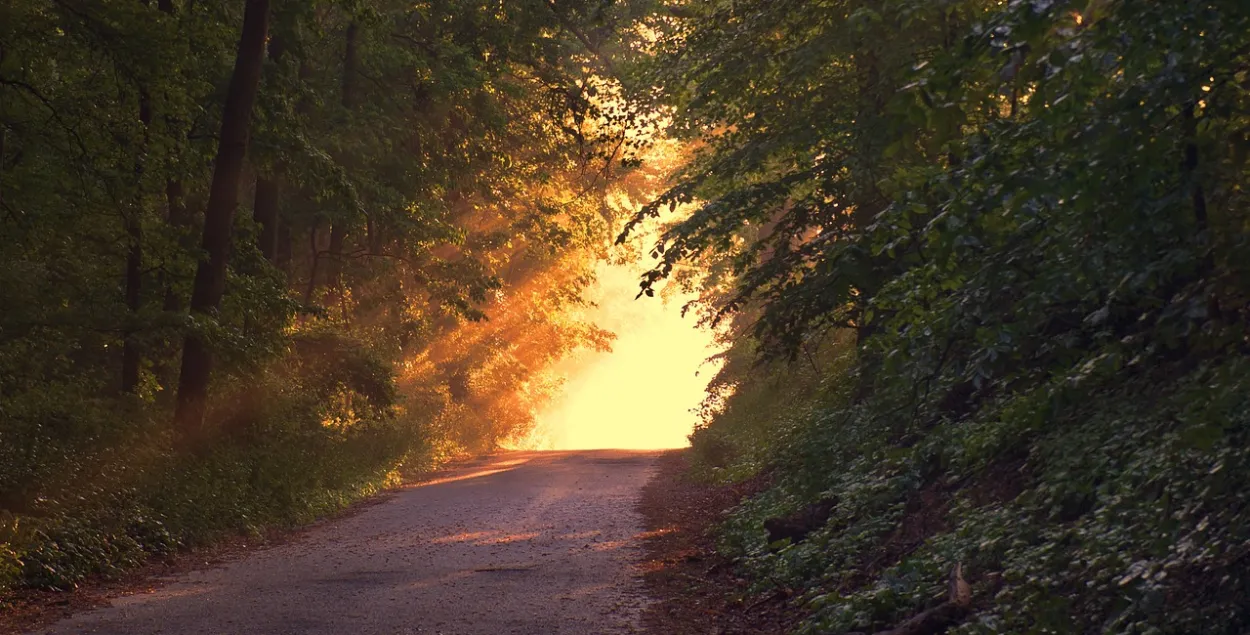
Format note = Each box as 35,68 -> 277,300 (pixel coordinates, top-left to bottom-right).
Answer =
696,346 -> 1250,634
643,0 -> 1250,632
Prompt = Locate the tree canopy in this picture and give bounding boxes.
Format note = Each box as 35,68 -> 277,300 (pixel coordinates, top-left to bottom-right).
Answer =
651,0 -> 1250,632
4,0 -> 1250,631
0,0 -> 663,590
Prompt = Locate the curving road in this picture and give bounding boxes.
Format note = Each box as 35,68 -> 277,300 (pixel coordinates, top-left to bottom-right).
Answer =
33,451 -> 660,635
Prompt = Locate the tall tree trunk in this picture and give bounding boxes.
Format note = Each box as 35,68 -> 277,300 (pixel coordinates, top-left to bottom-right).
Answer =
366,214 -> 382,256
337,22 -> 360,263
122,215 -> 143,392
253,175 -> 280,261
303,24 -> 358,312
0,124 -> 5,212
174,0 -> 272,445
280,57 -> 314,279
342,22 -> 360,111
156,0 -> 188,312
276,214 -> 292,275
304,223 -> 320,306
122,79 -> 155,394
1182,104 -> 1210,240
327,221 -> 347,287
308,23 -> 360,316
162,180 -> 190,311
0,45 -> 5,214
327,222 -> 349,322
251,31 -> 288,263
1182,102 -> 1218,322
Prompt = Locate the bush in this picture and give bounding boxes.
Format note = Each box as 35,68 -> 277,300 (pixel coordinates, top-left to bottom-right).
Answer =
0,329 -> 426,593
694,351 -> 1250,634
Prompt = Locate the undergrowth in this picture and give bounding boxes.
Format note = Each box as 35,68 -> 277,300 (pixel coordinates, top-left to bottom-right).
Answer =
692,348 -> 1250,634
0,330 -> 443,594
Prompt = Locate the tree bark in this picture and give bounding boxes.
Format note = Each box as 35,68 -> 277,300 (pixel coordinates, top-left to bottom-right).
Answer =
174,0 -> 272,444
0,124 -> 5,212
162,179 -> 190,311
156,0 -> 188,312
122,73 -> 155,394
251,29 -> 288,263
253,173 -> 280,261
327,221 -> 348,288
122,211 -> 143,392
1182,104 -> 1209,238
337,20 -> 360,280
0,44 -> 5,213
304,223 -> 320,306
302,23 -> 358,313
276,213 -> 292,274
342,22 -> 360,111
367,214 -> 381,255
314,22 -> 359,313
334,23 -> 359,271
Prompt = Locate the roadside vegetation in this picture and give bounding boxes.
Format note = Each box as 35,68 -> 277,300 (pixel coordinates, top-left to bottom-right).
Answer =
0,0 -> 661,594
5,0 -> 1249,632
634,1 -> 1250,633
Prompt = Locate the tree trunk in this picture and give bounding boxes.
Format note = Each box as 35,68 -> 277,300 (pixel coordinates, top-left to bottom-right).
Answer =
251,29 -> 289,264
342,22 -> 360,111
329,23 -> 359,302
156,0 -> 188,313
174,0 -> 272,445
280,57 -> 313,279
276,214 -> 292,274
327,221 -> 348,288
367,214 -> 381,255
328,222 -> 350,323
122,78 -> 155,394
301,24 -> 358,312
253,174 -> 279,261
0,125 -> 5,210
122,212 -> 144,392
0,45 -> 5,212
304,223 -> 320,306
337,21 -> 360,271
162,179 -> 190,311
1182,104 -> 1210,239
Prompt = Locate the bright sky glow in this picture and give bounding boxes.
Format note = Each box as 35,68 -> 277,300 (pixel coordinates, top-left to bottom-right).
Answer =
523,258 -> 722,451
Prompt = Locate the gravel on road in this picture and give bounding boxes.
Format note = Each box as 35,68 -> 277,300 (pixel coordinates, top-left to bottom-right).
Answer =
31,450 -> 660,635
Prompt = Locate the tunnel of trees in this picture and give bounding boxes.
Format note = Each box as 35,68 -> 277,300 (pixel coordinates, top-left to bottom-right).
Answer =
4,0 -> 1250,632
0,0 -> 653,590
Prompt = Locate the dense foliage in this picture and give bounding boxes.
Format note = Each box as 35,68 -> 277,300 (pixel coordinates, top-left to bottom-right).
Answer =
0,0 -> 659,592
641,0 -> 1250,633
6,0 -> 1250,631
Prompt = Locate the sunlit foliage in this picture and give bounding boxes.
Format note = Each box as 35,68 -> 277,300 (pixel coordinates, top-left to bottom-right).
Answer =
0,0 -> 661,591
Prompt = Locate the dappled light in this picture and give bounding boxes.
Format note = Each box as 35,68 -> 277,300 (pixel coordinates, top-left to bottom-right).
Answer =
5,0 -> 1248,632
411,468 -> 517,488
31,452 -> 656,633
409,457 -> 533,488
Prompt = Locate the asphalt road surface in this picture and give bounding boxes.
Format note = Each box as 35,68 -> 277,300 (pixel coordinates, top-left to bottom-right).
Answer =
33,451 -> 661,635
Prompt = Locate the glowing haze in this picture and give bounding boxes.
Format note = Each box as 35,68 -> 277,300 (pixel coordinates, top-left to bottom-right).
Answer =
521,256 -> 722,451
509,124 -> 721,451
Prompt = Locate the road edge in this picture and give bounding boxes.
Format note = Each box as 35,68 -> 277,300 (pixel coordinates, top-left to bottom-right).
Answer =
636,449 -> 796,634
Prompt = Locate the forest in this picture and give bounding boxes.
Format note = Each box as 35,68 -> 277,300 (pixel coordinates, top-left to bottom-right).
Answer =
3,0 -> 1250,633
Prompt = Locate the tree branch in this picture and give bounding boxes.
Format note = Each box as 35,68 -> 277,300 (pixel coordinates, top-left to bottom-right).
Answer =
541,0 -> 620,80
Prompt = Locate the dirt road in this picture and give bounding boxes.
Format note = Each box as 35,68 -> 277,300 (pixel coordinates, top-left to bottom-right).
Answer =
32,451 -> 660,635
